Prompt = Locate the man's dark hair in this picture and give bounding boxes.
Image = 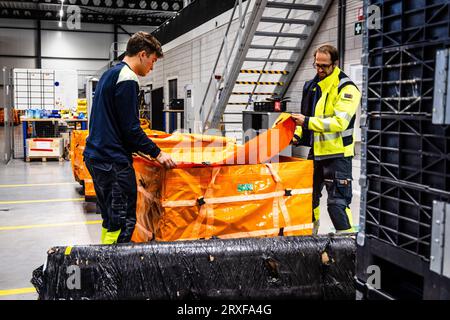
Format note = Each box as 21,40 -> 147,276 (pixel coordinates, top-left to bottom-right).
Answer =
126,31 -> 163,58
314,45 -> 339,64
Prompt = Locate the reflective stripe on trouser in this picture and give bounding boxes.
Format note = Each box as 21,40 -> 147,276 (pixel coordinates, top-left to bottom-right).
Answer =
101,226 -> 121,245
101,227 -> 107,244
102,228 -> 121,244
85,157 -> 137,243
336,207 -> 354,234
313,206 -> 320,222
312,156 -> 353,231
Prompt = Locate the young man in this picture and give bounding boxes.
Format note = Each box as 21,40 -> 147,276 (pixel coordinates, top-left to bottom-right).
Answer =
84,31 -> 176,244
292,45 -> 361,235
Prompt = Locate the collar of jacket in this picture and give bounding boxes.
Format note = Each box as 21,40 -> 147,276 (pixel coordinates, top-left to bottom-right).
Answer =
317,66 -> 341,92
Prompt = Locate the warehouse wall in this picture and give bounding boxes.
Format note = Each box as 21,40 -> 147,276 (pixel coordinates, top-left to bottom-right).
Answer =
0,19 -> 36,100
0,18 -> 156,99
140,4 -> 241,104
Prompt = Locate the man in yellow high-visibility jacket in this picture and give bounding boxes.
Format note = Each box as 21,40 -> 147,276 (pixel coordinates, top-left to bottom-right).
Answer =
292,45 -> 361,235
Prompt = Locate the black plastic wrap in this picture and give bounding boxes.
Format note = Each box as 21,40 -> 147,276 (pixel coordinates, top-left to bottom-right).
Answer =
31,234 -> 356,300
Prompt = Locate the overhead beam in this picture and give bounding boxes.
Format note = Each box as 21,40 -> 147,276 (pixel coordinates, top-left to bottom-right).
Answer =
0,8 -> 167,25
2,0 -> 183,12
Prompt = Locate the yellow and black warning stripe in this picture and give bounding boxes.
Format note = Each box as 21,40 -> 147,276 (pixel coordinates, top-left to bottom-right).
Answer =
232,92 -> 275,95
240,69 -> 289,74
235,81 -> 284,85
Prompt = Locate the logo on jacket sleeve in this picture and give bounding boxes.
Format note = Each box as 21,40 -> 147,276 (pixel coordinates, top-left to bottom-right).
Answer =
343,93 -> 353,99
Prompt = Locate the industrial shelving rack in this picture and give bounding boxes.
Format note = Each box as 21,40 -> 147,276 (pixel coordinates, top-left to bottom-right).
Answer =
356,0 -> 450,300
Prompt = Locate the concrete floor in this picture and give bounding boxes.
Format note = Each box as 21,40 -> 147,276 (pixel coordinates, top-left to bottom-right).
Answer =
0,154 -> 361,300
0,159 -> 101,300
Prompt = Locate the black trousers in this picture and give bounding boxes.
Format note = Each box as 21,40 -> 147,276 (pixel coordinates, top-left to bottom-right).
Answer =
311,155 -> 353,231
84,157 -> 137,243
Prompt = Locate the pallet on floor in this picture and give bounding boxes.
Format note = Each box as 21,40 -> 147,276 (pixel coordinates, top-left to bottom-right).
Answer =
356,236 -> 450,300
25,156 -> 65,162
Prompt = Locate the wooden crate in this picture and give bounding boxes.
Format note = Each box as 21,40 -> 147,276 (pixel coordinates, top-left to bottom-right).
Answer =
26,138 -> 63,161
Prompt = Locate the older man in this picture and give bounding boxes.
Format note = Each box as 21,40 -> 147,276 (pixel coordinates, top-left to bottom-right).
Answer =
292,45 -> 361,234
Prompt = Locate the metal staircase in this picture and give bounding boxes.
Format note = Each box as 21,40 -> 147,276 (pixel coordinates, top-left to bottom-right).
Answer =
199,0 -> 333,143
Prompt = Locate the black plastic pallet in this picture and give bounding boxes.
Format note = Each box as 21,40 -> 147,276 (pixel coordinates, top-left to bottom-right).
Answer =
356,237 -> 450,299
365,175 -> 450,258
361,1 -> 450,264
367,42 -> 449,114
366,115 -> 450,191
368,0 -> 450,50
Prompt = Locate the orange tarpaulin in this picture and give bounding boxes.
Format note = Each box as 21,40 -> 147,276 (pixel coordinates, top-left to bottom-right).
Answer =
70,130 -> 95,198
136,112 -> 296,168
131,113 -> 313,242
70,113 -> 313,242
131,156 -> 313,242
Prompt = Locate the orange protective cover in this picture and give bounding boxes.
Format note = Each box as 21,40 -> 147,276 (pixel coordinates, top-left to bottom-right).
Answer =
70,130 -> 95,197
70,114 -> 313,241
131,113 -> 313,242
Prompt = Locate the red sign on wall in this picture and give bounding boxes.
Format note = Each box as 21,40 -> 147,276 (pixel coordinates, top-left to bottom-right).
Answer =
358,7 -> 364,21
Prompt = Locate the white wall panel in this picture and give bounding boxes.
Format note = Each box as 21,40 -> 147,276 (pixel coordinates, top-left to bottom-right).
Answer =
40,58 -> 107,71
0,28 -> 36,56
41,59 -> 108,89
41,30 -> 113,59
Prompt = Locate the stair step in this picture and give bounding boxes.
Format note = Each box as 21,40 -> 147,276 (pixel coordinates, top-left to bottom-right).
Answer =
245,57 -> 295,63
260,17 -> 315,25
232,92 -> 276,95
240,69 -> 289,74
249,44 -> 302,51
266,1 -> 323,12
235,81 -> 284,85
254,31 -> 308,39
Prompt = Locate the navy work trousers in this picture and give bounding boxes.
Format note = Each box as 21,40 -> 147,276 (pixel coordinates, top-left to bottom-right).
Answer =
84,157 -> 137,243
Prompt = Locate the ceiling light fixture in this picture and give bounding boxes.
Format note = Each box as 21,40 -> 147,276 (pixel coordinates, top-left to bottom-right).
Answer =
58,0 -> 64,27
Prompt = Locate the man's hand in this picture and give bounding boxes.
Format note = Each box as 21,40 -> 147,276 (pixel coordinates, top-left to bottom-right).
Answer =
292,113 -> 306,126
156,151 -> 177,169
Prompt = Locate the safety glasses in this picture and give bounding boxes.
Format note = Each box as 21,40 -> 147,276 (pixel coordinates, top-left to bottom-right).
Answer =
312,62 -> 333,69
